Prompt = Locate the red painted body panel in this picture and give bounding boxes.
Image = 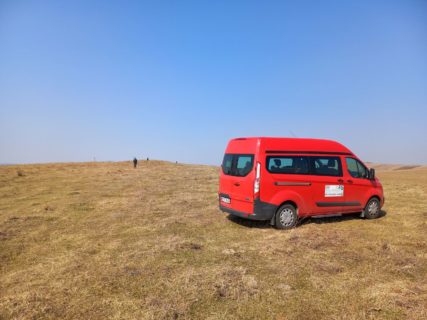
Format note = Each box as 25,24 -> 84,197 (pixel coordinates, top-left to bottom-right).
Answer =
218,139 -> 259,214
340,156 -> 384,212
219,137 -> 384,220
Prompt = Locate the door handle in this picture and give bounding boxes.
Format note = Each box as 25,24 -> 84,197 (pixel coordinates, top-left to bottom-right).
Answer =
234,182 -> 240,186
347,180 -> 353,183
337,179 -> 344,183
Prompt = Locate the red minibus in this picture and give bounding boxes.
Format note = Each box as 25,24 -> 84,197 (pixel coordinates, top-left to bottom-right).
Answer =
218,137 -> 384,229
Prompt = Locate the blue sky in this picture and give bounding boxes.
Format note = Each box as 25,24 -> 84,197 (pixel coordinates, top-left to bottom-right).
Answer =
1,0 -> 426,165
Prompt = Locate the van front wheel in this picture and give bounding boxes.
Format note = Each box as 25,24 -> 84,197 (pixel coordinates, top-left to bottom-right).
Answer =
364,198 -> 381,219
275,204 -> 298,229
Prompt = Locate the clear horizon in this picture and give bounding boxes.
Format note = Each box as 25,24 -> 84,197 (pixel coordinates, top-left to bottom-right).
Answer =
1,0 -> 426,166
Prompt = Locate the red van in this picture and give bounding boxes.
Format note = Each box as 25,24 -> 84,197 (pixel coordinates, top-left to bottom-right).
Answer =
218,137 -> 384,229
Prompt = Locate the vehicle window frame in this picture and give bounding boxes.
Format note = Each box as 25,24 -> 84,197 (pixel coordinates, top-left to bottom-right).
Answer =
346,157 -> 368,179
266,156 -> 310,175
221,153 -> 254,177
309,156 -> 343,177
221,154 -> 233,176
356,160 -> 368,179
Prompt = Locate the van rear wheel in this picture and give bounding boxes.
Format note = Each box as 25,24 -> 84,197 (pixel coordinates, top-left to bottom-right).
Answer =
364,198 -> 381,219
275,204 -> 298,229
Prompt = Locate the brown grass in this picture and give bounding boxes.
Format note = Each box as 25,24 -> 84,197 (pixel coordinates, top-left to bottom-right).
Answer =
0,161 -> 426,319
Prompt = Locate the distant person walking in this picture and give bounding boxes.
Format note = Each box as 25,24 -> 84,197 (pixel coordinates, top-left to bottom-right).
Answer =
133,157 -> 138,168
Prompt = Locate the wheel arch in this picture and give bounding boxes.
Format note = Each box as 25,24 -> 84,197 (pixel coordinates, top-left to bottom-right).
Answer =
269,199 -> 300,226
365,194 -> 381,207
270,190 -> 306,215
277,200 -> 298,212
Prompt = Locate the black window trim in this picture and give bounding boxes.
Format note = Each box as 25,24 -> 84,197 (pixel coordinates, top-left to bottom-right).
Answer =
222,153 -> 255,177
266,150 -> 353,156
266,155 -> 343,177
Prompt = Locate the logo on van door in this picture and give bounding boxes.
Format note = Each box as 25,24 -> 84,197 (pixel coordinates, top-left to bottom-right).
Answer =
325,185 -> 344,197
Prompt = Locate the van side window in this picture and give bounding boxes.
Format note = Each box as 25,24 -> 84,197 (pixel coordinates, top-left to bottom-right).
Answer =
346,158 -> 368,178
310,156 -> 342,176
222,154 -> 254,177
266,156 -> 309,174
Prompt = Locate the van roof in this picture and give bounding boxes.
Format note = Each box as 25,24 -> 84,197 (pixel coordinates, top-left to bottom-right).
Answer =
230,137 -> 353,155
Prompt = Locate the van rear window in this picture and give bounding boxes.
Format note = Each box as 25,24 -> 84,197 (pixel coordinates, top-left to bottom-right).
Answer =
222,154 -> 254,177
267,156 -> 309,174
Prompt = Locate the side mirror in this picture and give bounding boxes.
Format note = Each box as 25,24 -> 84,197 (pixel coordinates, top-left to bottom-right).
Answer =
368,168 -> 375,180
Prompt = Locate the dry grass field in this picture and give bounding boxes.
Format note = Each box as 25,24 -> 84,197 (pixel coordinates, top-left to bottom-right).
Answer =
0,161 -> 426,320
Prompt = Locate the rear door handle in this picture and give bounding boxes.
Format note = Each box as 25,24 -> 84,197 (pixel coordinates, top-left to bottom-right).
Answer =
337,179 -> 344,183
234,182 -> 240,186
347,180 -> 353,183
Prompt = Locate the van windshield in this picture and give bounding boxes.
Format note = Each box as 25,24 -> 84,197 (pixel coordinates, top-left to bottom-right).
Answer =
222,154 -> 254,177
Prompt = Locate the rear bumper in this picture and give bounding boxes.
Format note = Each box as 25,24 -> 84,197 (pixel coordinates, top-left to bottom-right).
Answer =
219,197 -> 277,221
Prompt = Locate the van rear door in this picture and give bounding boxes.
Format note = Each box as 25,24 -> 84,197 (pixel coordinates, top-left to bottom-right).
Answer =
220,154 -> 255,214
219,154 -> 234,205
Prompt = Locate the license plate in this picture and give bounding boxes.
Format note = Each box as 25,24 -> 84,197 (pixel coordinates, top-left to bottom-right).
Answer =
220,196 -> 231,204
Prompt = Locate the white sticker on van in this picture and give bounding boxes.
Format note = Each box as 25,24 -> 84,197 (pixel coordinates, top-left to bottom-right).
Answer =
325,185 -> 344,197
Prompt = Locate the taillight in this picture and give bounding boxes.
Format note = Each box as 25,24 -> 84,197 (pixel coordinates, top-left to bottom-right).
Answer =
254,162 -> 261,198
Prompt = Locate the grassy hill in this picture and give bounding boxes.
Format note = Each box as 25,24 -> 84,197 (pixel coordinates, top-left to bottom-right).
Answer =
1,161 -> 426,319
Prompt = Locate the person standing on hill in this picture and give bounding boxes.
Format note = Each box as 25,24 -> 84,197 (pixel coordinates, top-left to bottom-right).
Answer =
133,157 -> 138,168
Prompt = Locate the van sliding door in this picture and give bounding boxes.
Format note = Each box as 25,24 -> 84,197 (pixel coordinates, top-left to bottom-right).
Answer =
309,156 -> 345,215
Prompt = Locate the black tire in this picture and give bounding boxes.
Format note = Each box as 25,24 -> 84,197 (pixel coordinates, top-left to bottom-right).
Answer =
275,204 -> 298,229
364,197 -> 381,219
